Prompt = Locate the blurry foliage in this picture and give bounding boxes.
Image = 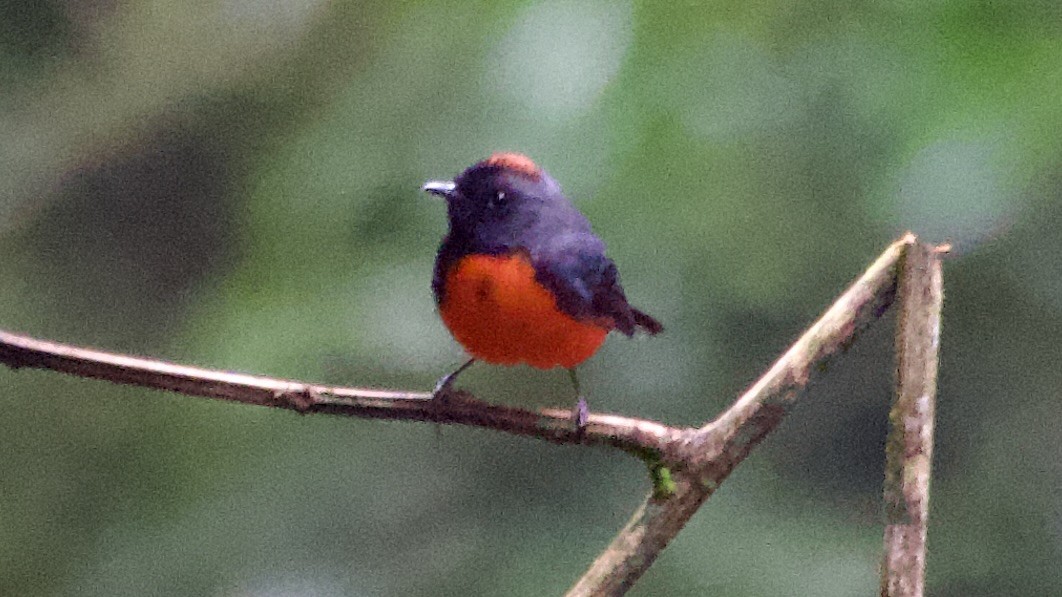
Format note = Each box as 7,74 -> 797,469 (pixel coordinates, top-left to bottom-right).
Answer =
1,0 -> 1061,595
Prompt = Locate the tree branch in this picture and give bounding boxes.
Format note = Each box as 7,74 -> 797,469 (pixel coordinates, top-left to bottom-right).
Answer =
566,234 -> 917,596
0,233 -> 941,596
0,331 -> 685,458
881,241 -> 943,597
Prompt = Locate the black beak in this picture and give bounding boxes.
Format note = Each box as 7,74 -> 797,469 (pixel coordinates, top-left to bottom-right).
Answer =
422,180 -> 456,198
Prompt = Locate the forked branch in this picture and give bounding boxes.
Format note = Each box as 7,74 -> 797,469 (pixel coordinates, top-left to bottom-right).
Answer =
567,234 -> 928,596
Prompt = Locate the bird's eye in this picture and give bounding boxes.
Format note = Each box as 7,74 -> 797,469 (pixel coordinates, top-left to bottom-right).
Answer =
489,191 -> 506,209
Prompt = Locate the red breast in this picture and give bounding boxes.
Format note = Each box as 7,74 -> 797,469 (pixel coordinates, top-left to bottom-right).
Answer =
438,253 -> 609,369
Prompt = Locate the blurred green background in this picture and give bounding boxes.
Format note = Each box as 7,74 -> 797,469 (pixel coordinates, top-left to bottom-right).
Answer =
2,1 -> 1060,595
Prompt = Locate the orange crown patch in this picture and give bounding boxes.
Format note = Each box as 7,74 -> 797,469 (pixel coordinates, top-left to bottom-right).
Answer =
485,152 -> 541,179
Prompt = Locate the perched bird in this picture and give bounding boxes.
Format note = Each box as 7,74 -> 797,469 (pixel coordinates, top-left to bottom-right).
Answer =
423,153 -> 661,421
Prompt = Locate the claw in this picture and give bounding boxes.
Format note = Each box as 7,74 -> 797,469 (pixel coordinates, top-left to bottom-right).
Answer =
573,396 -> 590,431
432,358 -> 475,401
432,373 -> 455,400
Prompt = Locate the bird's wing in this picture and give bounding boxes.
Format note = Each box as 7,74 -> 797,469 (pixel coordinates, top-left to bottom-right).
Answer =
531,234 -> 661,337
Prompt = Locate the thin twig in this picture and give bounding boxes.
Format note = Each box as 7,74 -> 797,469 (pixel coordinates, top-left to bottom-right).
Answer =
0,331 -> 685,458
881,241 -> 942,597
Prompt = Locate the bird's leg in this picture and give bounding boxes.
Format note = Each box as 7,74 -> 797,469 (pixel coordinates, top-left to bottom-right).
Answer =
568,367 -> 589,430
432,358 -> 476,400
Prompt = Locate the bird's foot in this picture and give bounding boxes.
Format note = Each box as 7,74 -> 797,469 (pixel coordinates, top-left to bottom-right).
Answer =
432,358 -> 475,402
431,373 -> 456,402
572,397 -> 590,432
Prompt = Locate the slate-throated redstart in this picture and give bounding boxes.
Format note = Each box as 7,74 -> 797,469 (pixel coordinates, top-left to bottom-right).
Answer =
423,153 -> 662,421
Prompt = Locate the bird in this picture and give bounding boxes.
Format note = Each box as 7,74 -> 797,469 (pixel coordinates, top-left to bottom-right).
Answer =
423,152 -> 662,423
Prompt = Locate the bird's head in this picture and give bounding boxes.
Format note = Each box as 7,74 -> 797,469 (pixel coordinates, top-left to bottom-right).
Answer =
423,152 -> 572,242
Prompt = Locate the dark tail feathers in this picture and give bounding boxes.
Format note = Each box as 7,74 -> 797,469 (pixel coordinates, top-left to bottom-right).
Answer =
632,308 -> 663,336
